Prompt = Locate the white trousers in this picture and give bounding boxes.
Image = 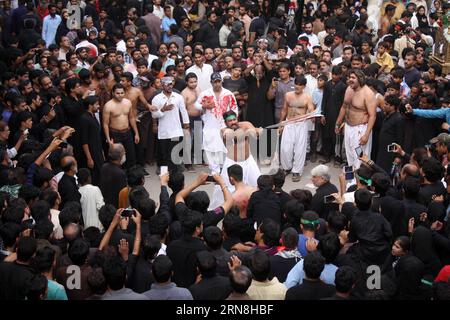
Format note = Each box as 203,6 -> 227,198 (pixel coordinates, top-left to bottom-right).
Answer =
208,155 -> 261,210
280,121 -> 308,175
344,123 -> 372,169
205,150 -> 225,174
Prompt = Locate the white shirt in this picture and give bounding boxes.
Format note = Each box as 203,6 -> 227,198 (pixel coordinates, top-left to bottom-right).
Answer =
153,5 -> 164,19
186,64 -> 214,92
116,39 -> 126,53
305,74 -> 318,96
50,209 -> 63,240
146,54 -> 159,68
195,87 -> 238,152
298,32 -> 319,52
79,184 -> 105,231
152,91 -> 189,139
219,24 -> 231,47
332,56 -> 343,66
219,70 -> 232,80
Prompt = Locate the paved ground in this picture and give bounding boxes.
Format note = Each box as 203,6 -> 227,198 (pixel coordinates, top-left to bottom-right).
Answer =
143,157 -> 344,201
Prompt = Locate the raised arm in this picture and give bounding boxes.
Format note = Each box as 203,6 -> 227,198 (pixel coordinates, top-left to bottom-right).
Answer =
99,209 -> 123,251
175,173 -> 209,204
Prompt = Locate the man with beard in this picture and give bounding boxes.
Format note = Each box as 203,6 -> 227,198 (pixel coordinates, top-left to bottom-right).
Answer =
335,69 -> 376,169
151,77 -> 190,172
42,4 -> 61,47
220,110 -> 262,189
80,96 -> 104,185
119,72 -> 156,171
157,43 -> 175,73
195,72 -> 238,173
376,95 -> 405,173
181,73 -> 201,171
62,77 -> 85,165
103,84 -> 139,168
320,65 -> 347,164
90,63 -> 112,108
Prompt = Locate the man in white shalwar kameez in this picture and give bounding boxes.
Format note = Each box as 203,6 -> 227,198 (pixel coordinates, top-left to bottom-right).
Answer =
195,72 -> 238,173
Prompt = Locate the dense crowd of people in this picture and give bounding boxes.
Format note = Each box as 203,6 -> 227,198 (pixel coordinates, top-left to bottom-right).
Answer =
0,0 -> 450,300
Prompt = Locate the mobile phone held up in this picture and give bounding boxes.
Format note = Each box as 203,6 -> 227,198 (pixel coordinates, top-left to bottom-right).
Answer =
324,195 -> 335,204
121,208 -> 135,218
160,166 -> 168,176
343,165 -> 354,180
355,146 -> 363,158
387,144 -> 396,152
206,175 -> 215,182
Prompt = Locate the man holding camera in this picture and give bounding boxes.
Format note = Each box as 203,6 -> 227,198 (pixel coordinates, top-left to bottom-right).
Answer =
376,95 -> 405,173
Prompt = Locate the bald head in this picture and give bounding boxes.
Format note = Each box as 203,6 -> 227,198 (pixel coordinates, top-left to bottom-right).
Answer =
108,143 -> 125,162
401,163 -> 420,180
61,156 -> 77,174
229,265 -> 253,294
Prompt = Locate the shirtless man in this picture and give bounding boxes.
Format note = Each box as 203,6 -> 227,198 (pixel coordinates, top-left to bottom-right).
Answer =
120,72 -> 155,114
220,110 -> 261,189
103,83 -> 140,168
279,76 -> 315,182
209,110 -> 261,210
181,72 -> 201,171
90,62 -> 112,109
228,164 -> 256,219
335,69 -> 376,168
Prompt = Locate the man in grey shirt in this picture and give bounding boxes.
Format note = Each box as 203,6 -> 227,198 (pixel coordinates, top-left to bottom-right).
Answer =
267,62 -> 295,123
143,256 -> 193,300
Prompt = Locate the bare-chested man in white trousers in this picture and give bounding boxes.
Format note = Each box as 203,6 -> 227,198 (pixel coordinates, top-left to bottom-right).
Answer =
279,76 -> 315,182
335,69 -> 376,169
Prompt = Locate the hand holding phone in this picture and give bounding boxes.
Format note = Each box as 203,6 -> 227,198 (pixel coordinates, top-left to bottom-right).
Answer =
121,208 -> 135,218
343,165 -> 354,180
324,195 -> 335,204
355,146 -> 363,158
387,144 -> 397,152
205,175 -> 215,182
160,166 -> 168,176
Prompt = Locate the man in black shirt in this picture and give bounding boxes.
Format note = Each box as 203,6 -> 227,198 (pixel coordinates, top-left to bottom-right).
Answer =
348,189 -> 393,266
99,143 -> 127,208
188,251 -> 232,300
376,95 -> 405,172
62,78 -> 85,165
166,209 -> 207,288
196,11 -> 220,50
322,266 -> 356,300
285,251 -> 336,300
80,96 -> 104,185
58,155 -> 81,208
310,165 -> 339,220
0,236 -> 37,300
419,157 -> 446,206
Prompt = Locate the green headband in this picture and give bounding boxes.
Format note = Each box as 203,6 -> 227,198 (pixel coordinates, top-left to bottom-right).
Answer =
357,175 -> 372,186
301,218 -> 320,226
225,114 -> 237,121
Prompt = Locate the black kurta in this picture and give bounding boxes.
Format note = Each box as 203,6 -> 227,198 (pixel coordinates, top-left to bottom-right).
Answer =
245,75 -> 274,128
376,111 -> 405,172
80,111 -> 104,185
321,79 -> 347,138
62,95 -> 84,164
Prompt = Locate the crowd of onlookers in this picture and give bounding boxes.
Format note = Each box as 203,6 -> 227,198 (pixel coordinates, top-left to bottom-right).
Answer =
0,0 -> 450,300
